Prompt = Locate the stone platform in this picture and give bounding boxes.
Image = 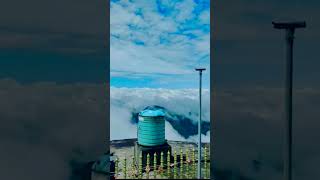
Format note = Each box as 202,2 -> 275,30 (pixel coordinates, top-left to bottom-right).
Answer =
134,141 -> 172,169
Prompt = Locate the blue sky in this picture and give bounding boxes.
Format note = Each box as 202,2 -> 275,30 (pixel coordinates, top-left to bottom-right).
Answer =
110,0 -> 210,89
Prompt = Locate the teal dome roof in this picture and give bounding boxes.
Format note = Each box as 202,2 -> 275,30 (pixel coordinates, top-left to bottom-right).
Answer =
139,106 -> 166,117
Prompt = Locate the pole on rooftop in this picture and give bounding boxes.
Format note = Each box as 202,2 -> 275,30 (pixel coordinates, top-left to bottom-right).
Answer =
195,68 -> 206,179
272,21 -> 306,180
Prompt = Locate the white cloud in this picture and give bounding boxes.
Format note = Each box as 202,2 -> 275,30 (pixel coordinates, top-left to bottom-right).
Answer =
199,10 -> 210,24
175,0 -> 197,22
110,0 -> 210,85
110,41 -> 192,75
110,87 -> 210,141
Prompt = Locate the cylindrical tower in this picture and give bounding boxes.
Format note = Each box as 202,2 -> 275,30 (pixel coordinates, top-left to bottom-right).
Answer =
138,107 -> 165,146
134,106 -> 171,170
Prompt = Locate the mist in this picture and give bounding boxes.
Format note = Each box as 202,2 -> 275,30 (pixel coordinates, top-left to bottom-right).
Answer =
110,87 -> 210,143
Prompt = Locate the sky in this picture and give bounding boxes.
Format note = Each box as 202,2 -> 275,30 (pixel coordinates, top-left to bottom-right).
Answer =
110,0 -> 210,89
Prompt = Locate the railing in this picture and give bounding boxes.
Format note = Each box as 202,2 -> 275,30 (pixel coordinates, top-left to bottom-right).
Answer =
112,146 -> 210,179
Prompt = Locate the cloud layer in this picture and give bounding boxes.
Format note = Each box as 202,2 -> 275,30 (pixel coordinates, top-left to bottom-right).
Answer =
110,0 -> 210,88
1,80 -> 319,180
0,79 -> 107,180
212,87 -> 320,180
110,87 -> 210,142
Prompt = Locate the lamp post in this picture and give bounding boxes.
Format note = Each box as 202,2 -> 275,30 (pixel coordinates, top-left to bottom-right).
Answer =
272,21 -> 306,180
195,68 -> 206,179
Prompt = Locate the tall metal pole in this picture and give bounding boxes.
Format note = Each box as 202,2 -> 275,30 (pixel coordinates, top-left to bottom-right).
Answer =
285,28 -> 294,180
272,21 -> 306,180
196,68 -> 206,179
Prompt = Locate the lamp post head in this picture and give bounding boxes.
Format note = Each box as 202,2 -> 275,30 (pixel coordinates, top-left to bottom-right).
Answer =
195,68 -> 206,72
272,21 -> 306,29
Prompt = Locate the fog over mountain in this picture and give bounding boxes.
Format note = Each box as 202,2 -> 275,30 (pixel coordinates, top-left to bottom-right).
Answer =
110,86 -> 320,180
110,87 -> 210,143
213,87 -> 320,180
1,79 -> 319,180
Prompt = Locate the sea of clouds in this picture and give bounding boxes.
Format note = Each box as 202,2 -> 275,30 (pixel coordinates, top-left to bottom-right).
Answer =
110,87 -> 210,143
0,79 -> 107,180
1,79 -> 320,180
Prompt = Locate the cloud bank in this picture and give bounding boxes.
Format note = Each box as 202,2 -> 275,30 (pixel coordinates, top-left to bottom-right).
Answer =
212,87 -> 320,180
0,79 -> 107,180
110,87 -> 210,143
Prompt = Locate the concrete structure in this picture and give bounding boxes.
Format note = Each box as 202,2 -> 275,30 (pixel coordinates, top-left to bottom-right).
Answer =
134,141 -> 171,169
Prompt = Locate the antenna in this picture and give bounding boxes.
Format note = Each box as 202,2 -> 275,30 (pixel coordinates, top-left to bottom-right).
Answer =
195,68 -> 206,179
272,21 -> 306,180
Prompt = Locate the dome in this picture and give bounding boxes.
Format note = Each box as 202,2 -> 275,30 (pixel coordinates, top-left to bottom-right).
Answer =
138,105 -> 166,117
